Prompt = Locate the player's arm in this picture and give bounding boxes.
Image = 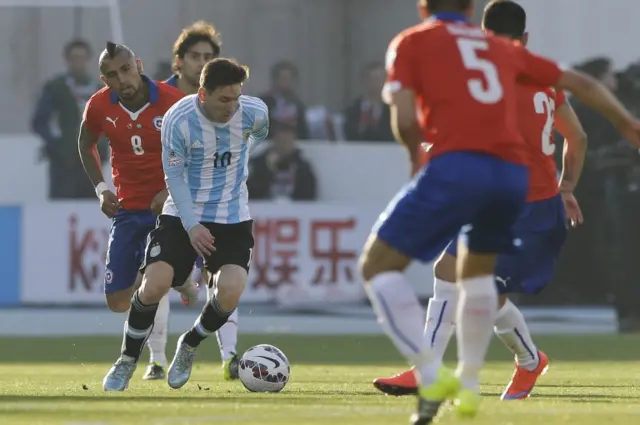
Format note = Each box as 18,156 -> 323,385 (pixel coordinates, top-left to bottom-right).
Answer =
161,113 -> 198,231
516,47 -> 640,147
382,34 -> 423,168
554,97 -> 587,192
251,98 -> 270,140
78,99 -> 107,193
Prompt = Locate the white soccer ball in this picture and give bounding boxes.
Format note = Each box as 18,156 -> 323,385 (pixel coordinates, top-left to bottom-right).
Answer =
238,344 -> 290,393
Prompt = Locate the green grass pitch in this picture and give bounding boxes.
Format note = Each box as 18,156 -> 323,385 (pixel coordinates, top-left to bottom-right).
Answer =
0,334 -> 638,424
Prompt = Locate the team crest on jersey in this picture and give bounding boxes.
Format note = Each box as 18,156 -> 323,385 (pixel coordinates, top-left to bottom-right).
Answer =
243,129 -> 252,141
152,116 -> 163,131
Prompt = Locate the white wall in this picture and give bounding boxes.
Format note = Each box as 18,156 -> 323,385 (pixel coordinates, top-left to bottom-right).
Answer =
0,135 -> 410,206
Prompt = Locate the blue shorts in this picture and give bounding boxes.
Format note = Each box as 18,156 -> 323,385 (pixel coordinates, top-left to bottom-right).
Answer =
375,152 -> 528,263
195,256 -> 204,268
104,210 -> 156,294
445,194 -> 567,295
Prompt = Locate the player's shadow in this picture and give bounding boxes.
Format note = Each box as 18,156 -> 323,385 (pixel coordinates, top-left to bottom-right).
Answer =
481,391 -> 637,401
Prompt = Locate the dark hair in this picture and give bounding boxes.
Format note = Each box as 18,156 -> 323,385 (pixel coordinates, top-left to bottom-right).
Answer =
98,41 -> 135,74
482,0 -> 526,39
421,0 -> 472,13
200,58 -> 249,92
173,21 -> 221,65
578,57 -> 612,80
270,61 -> 298,82
63,39 -> 91,58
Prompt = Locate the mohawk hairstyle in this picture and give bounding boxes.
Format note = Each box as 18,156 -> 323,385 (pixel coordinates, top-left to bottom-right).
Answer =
422,0 -> 472,13
98,41 -> 135,73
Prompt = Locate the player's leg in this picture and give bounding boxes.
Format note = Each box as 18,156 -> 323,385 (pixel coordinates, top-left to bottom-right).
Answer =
495,195 -> 566,399
360,159 -> 479,423
168,221 -> 253,389
212,271 -> 241,380
452,155 -> 528,417
104,212 -> 144,313
103,215 -> 196,391
373,246 -> 459,396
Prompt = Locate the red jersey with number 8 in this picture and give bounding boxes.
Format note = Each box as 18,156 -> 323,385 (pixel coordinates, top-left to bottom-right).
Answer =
384,19 -> 563,165
518,86 -> 566,201
83,77 -> 184,210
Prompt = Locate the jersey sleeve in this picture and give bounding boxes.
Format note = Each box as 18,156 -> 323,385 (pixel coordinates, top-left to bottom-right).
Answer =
82,96 -> 103,136
251,99 -> 270,140
161,106 -> 199,231
382,33 -> 419,104
515,46 -> 563,88
555,89 -> 567,107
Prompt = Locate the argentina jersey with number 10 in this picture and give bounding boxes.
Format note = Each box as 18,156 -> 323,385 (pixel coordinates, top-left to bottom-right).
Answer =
160,94 -> 269,228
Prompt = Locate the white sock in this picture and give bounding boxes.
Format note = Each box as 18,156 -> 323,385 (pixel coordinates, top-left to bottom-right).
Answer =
455,275 -> 498,391
147,294 -> 169,367
494,299 -> 539,370
216,309 -> 239,361
424,278 -> 458,362
366,271 -> 437,385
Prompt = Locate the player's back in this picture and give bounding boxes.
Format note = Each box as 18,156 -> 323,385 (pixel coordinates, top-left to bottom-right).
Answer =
390,20 -> 529,163
516,85 -> 565,201
163,94 -> 268,224
85,79 -> 184,209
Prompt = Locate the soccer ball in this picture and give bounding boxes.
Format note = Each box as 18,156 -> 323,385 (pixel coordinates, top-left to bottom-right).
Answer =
238,344 -> 290,393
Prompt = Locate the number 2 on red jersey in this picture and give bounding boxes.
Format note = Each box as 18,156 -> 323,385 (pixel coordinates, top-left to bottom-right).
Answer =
456,38 -> 504,104
533,92 -> 556,156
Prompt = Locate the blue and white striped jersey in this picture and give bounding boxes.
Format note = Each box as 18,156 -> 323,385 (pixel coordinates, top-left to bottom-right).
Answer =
161,94 -> 269,229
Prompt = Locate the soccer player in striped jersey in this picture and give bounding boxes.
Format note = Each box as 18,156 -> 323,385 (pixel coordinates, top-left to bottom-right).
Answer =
165,21 -> 242,382
102,58 -> 269,391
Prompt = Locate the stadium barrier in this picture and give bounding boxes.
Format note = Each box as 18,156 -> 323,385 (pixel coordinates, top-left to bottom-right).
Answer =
0,202 -> 435,307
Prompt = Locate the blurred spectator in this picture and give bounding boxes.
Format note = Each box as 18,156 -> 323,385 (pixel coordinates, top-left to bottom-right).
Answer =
31,39 -> 102,199
154,61 -> 173,81
564,57 -> 640,329
260,61 -> 310,140
247,123 -> 317,201
343,62 -> 393,142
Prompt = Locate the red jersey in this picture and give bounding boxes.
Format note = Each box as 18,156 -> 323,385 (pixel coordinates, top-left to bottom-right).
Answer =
83,78 -> 184,210
384,18 -> 563,165
518,86 -> 566,201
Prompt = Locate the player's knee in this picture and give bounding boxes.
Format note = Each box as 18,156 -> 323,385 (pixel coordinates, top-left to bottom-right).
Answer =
106,291 -> 133,313
359,235 -> 410,282
433,252 -> 456,282
139,262 -> 174,303
215,265 -> 247,311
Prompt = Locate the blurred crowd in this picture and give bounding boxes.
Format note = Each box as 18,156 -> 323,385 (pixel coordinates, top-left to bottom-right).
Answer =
29,40 -> 640,329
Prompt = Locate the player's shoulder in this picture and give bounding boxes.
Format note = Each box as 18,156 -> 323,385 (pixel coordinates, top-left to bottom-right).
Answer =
240,95 -> 268,114
87,86 -> 111,107
156,81 -> 185,100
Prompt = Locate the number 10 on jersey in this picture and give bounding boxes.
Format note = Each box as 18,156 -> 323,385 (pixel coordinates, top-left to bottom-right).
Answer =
130,135 -> 144,155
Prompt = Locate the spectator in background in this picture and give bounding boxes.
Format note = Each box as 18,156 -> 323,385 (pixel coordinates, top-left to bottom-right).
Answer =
31,39 -> 102,199
247,123 -> 317,201
260,61 -> 310,140
343,62 -> 393,142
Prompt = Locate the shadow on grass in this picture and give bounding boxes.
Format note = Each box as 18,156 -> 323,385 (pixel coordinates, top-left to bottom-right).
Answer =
0,334 -> 638,364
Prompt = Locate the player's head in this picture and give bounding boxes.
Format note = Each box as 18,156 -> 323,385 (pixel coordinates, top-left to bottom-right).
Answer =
64,39 -> 92,79
418,0 -> 474,20
198,58 -> 249,123
99,42 -> 144,100
482,0 -> 528,45
173,21 -> 222,86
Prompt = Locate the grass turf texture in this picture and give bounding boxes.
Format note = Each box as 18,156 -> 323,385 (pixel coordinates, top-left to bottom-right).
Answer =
0,334 -> 638,424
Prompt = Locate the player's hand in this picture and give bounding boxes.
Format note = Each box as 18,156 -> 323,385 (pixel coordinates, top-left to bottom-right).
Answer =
561,191 -> 583,227
616,117 -> 640,149
189,224 -> 216,257
99,190 -> 120,218
150,189 -> 169,214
